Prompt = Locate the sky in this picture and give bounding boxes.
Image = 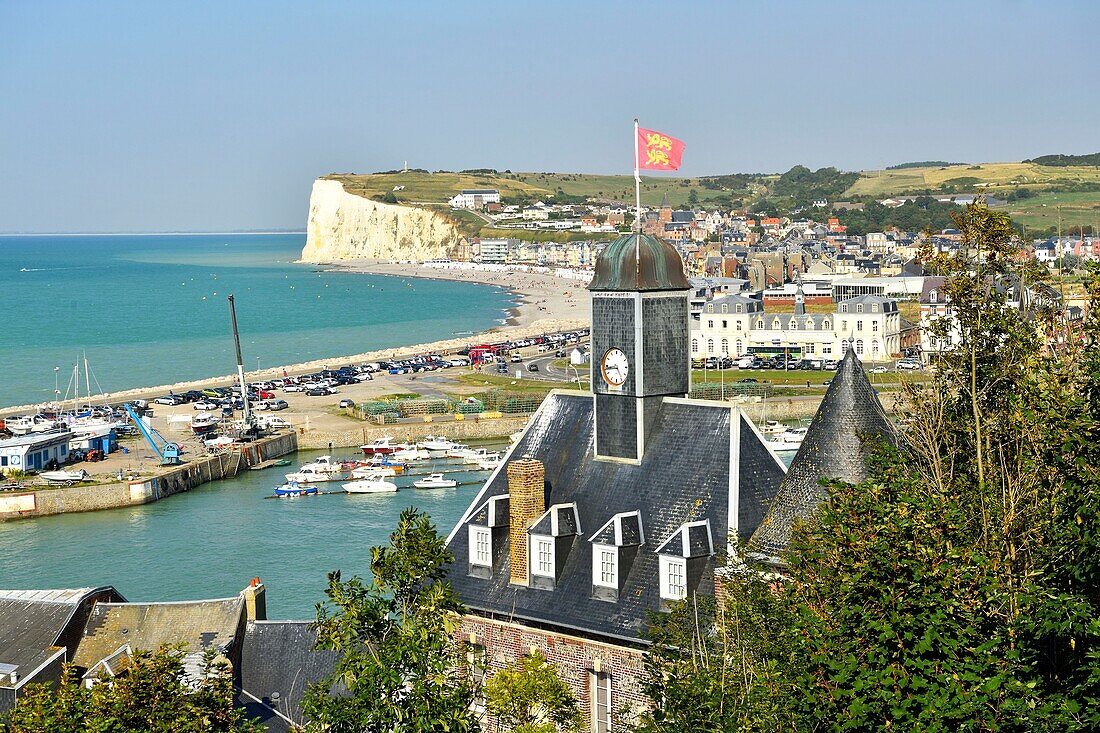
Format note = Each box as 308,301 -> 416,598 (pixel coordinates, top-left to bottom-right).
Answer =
1,0 -> 1097,233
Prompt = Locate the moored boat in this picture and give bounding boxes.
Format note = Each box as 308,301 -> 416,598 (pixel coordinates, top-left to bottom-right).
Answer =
767,427 -> 808,452
352,464 -> 396,479
462,448 -> 490,465
413,473 -> 458,489
342,473 -> 398,494
477,452 -> 503,471
39,469 -> 87,485
392,445 -> 430,461
273,481 -> 318,497
418,435 -> 460,454
360,437 -> 397,455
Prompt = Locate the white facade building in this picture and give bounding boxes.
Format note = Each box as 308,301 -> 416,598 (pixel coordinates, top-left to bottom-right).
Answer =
448,189 -> 501,209
690,290 -> 902,363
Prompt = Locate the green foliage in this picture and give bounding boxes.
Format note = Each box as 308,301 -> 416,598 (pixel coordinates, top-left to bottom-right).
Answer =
886,161 -> 964,170
484,651 -> 583,733
3,647 -> 260,733
638,204 -> 1100,732
301,507 -> 479,733
771,165 -> 859,202
1023,153 -> 1100,167
834,197 -> 959,235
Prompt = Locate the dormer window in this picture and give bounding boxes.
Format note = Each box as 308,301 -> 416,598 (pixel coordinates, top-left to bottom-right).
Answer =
527,503 -> 581,590
930,289 -> 938,303
465,494 -> 510,578
856,304 -> 864,313
721,304 -> 728,314
735,304 -> 743,313
590,512 -> 644,602
841,304 -> 848,313
656,520 -> 714,603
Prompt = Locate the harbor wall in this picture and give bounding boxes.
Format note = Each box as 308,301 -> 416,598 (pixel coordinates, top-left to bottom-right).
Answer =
0,431 -> 298,522
297,414 -> 531,450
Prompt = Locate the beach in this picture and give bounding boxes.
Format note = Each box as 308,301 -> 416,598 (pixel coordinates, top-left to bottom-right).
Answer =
326,259 -> 592,327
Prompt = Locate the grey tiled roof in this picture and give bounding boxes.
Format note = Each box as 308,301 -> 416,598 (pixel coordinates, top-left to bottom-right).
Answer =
446,392 -> 786,643
749,350 -> 895,558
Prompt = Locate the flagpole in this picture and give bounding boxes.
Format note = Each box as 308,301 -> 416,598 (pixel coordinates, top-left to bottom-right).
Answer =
634,118 -> 642,270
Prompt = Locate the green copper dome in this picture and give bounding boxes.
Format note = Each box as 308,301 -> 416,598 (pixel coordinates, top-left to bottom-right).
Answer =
587,234 -> 691,292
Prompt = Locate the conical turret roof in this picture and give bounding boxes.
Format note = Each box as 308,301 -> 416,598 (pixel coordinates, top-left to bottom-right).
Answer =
749,349 -> 894,558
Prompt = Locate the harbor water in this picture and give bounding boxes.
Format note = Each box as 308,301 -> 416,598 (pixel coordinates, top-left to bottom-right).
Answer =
0,234 -> 516,408
0,449 -> 497,618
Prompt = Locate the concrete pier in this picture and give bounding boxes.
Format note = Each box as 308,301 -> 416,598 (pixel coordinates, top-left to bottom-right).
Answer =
0,431 -> 297,522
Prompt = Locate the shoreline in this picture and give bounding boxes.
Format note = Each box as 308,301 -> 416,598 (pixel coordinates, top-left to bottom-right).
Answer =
0,261 -> 591,417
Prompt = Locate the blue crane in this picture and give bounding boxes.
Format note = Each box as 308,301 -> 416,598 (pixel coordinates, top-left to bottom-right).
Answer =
122,403 -> 181,465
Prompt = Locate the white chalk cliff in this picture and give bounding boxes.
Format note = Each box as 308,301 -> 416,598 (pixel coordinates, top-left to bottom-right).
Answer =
301,178 -> 463,263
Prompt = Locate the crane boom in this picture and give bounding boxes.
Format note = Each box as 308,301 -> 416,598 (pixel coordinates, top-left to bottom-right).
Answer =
122,403 -> 181,465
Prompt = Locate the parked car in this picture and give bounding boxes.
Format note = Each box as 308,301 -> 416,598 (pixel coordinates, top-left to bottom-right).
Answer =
260,416 -> 291,429
510,353 -> 523,363
868,366 -> 889,374
527,363 -> 539,372
193,400 -> 219,411
283,383 -> 306,392
267,399 -> 289,411
497,364 -> 510,374
306,387 -> 336,397
153,395 -> 182,405
256,389 -> 275,400
338,398 -> 356,409
201,388 -> 221,398
896,358 -> 922,370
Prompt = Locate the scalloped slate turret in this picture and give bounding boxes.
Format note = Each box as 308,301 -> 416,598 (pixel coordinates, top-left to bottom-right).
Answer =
587,234 -> 692,292
749,349 -> 894,558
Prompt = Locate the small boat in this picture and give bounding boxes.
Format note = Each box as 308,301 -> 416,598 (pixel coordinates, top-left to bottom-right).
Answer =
274,481 -> 318,497
418,435 -> 460,453
462,448 -> 490,465
392,445 -> 430,461
763,420 -> 790,435
364,456 -> 407,474
204,435 -> 235,450
768,427 -> 808,452
342,473 -> 398,494
191,415 -> 220,435
352,464 -> 396,479
39,469 -> 87,485
413,473 -> 458,489
446,444 -> 473,459
477,453 -> 503,471
6,414 -> 64,436
360,437 -> 398,456
285,455 -> 345,482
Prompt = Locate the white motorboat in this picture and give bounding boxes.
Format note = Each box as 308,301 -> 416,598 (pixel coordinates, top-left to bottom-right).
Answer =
418,435 -> 460,453
204,435 -> 235,450
352,464 -> 397,479
191,415 -> 220,435
446,444 -> 472,458
763,420 -> 790,435
360,437 -> 398,456
477,453 -> 503,471
5,414 -> 64,436
393,445 -> 430,461
342,473 -> 398,494
413,473 -> 458,489
285,457 -> 345,483
768,427 -> 808,452
39,469 -> 87,485
462,448 -> 490,465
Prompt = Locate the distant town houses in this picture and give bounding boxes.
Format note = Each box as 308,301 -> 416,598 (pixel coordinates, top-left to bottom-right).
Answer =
448,188 -> 501,209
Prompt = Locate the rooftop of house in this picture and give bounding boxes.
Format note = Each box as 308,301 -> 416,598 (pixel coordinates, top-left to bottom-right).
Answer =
749,350 -> 895,559
445,390 -> 786,644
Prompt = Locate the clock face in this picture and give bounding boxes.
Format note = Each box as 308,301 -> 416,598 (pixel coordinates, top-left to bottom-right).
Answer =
600,347 -> 629,387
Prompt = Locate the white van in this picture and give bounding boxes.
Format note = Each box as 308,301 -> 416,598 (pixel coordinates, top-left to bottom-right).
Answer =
734,356 -> 755,369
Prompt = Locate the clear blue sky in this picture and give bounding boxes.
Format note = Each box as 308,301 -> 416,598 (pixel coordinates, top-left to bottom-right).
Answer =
1,0 -> 1096,233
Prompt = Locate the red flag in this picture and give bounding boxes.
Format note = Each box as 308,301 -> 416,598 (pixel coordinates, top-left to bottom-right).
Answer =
637,127 -> 685,171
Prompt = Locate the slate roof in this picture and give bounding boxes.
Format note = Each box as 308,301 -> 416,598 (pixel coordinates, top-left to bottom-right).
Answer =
236,621 -> 339,733
749,350 -> 895,558
72,596 -> 244,671
0,587 -> 122,692
446,391 -> 786,643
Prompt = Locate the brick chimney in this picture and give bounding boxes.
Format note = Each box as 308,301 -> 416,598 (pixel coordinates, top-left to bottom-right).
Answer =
507,458 -> 546,585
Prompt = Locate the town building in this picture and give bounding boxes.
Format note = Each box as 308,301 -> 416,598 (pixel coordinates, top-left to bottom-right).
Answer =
474,238 -> 516,264
0,430 -> 73,474
449,189 -> 501,210
690,286 -> 902,363
445,234 -> 788,731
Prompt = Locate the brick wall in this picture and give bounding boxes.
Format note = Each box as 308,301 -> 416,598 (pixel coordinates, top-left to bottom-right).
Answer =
456,614 -> 648,732
507,459 -> 545,585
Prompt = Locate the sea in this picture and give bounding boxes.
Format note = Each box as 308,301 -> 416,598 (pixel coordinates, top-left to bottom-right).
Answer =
0,233 -> 516,409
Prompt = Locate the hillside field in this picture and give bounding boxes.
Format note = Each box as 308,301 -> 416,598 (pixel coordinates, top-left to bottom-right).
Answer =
991,191 -> 1100,232
843,162 -> 1100,197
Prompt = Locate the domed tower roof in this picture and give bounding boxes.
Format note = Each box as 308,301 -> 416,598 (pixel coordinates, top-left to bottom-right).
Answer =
587,234 -> 691,292
749,349 -> 895,559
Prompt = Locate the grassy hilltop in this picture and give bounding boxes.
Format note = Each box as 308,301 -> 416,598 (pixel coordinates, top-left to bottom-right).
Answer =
325,157 -> 1100,237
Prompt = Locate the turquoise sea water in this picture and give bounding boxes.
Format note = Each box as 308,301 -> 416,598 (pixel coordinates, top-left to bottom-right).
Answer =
0,234 -> 515,408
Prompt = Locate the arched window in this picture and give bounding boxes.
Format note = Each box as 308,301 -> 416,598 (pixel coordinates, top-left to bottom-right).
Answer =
789,319 -> 798,330
707,305 -> 714,313
721,304 -> 728,314
735,339 -> 743,355
856,304 -> 864,313
841,339 -> 850,353
856,339 -> 865,354
721,339 -> 729,354
736,304 -> 743,313
823,320 -> 830,329
691,338 -> 698,353
872,339 -> 880,353
772,318 -> 781,330
930,289 -> 938,303
707,339 -> 715,353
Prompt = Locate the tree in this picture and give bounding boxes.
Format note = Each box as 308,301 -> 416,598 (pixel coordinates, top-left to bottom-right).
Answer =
484,651 -> 583,733
687,189 -> 699,207
3,647 -> 261,733
301,507 -> 479,733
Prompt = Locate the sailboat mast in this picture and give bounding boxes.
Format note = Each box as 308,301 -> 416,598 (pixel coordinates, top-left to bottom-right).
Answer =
83,352 -> 91,405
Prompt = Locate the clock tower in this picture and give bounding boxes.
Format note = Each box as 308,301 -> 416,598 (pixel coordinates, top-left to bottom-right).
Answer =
587,233 -> 692,462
